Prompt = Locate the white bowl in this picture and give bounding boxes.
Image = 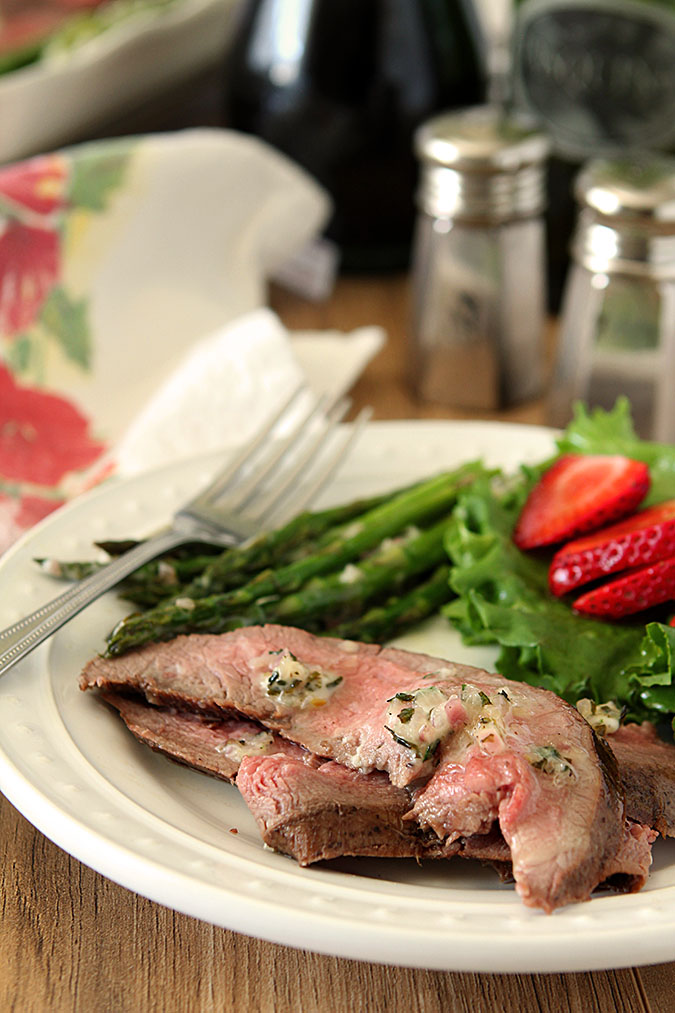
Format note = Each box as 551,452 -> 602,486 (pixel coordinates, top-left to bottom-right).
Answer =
0,0 -> 237,164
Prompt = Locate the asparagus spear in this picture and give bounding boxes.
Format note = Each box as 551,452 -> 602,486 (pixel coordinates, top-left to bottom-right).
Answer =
105,518 -> 452,654
35,552 -> 216,585
105,465 -> 485,655
35,489 -> 406,606
183,488 -> 413,598
331,563 -> 453,643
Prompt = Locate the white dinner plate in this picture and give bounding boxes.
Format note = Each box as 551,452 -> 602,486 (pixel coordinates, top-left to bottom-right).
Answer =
1,419 -> 674,973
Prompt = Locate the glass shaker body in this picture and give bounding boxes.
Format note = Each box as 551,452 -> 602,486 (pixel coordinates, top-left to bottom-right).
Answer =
410,106 -> 549,411
550,262 -> 675,440
549,160 -> 675,441
411,209 -> 546,409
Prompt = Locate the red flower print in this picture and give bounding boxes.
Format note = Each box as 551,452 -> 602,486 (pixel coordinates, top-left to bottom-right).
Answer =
0,364 -> 105,486
0,491 -> 64,557
0,154 -> 68,216
0,220 -> 60,336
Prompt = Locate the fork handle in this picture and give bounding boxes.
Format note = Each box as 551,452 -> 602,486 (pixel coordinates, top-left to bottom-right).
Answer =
0,530 -> 187,678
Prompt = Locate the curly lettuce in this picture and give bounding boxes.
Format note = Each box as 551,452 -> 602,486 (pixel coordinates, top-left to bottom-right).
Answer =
443,400 -> 675,726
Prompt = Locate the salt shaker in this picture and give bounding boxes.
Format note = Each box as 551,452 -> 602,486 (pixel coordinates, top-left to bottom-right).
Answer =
549,158 -> 675,440
410,106 -> 550,410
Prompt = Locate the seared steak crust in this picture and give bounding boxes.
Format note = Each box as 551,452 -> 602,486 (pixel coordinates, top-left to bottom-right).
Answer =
102,692 -> 313,782
609,723 -> 675,837
81,625 -> 627,912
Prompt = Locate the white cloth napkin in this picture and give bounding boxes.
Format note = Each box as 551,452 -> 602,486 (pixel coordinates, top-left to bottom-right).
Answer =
114,307 -> 384,475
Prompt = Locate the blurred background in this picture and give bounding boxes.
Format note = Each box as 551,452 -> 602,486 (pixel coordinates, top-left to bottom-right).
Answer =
1,0 -> 675,434
3,1 -> 672,284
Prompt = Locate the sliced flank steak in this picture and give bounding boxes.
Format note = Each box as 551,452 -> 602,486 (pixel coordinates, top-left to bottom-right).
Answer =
81,625 -> 630,912
608,722 -> 675,838
101,691 -> 316,782
101,689 -> 654,893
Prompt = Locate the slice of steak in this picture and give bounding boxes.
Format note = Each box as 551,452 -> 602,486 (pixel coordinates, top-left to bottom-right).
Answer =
104,690 -> 507,867
237,752 -> 653,893
608,722 -> 675,837
80,625 -> 625,911
101,687 -> 653,896
600,821 -> 657,894
236,751 -> 524,873
236,753 -> 446,863
104,686 -> 674,845
101,691 -> 313,782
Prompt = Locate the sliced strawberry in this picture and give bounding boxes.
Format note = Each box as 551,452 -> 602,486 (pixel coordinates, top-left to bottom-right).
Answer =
513,454 -> 650,550
549,499 -> 675,596
573,556 -> 675,620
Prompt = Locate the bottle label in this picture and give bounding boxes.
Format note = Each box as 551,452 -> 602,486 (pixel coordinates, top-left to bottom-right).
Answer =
513,0 -> 675,159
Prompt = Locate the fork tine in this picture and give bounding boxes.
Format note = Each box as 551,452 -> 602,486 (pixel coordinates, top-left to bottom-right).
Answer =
185,381 -> 306,509
290,403 -> 374,512
222,390 -> 336,513
255,403 -> 373,527
246,396 -> 351,522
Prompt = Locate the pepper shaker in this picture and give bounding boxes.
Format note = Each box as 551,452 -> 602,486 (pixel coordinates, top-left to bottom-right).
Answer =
549,157 -> 675,440
410,106 -> 550,410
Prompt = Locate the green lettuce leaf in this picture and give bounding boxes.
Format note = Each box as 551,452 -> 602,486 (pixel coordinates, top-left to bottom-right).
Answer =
557,399 -> 675,505
443,400 -> 675,725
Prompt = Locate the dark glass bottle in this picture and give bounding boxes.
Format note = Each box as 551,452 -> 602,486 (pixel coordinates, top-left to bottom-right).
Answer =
221,0 -> 486,272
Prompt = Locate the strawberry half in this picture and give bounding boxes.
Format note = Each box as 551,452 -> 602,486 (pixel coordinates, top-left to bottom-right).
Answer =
513,454 -> 650,550
549,499 -> 675,596
573,556 -> 675,620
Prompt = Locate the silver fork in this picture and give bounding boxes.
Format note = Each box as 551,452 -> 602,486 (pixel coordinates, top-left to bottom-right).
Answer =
0,385 -> 371,677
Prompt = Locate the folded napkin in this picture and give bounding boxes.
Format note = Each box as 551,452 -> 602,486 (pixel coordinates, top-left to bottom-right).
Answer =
114,307 -> 384,475
0,129 -> 384,555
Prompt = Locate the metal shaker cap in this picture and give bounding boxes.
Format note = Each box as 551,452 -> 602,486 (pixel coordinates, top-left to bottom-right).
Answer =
575,158 -> 675,231
572,158 -> 675,277
414,105 -> 550,222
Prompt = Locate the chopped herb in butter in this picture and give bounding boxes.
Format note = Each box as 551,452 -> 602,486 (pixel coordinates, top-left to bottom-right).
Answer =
576,698 -> 623,737
527,744 -> 576,782
215,730 -> 274,762
385,685 -> 454,763
263,650 -> 343,708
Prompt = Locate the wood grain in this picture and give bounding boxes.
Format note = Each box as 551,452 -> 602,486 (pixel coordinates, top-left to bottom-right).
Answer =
1,274 -> 673,1011
269,276 -> 557,425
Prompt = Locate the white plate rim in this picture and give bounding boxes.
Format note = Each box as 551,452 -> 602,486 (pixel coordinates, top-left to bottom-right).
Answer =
1,418 -> 674,974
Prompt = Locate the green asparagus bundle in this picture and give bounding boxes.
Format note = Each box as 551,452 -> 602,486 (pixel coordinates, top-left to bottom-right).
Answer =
35,489 -> 405,608
105,517 -> 453,654
105,464 -> 485,655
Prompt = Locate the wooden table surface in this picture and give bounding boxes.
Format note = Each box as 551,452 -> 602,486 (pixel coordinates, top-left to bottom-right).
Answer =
0,271 -> 673,1012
